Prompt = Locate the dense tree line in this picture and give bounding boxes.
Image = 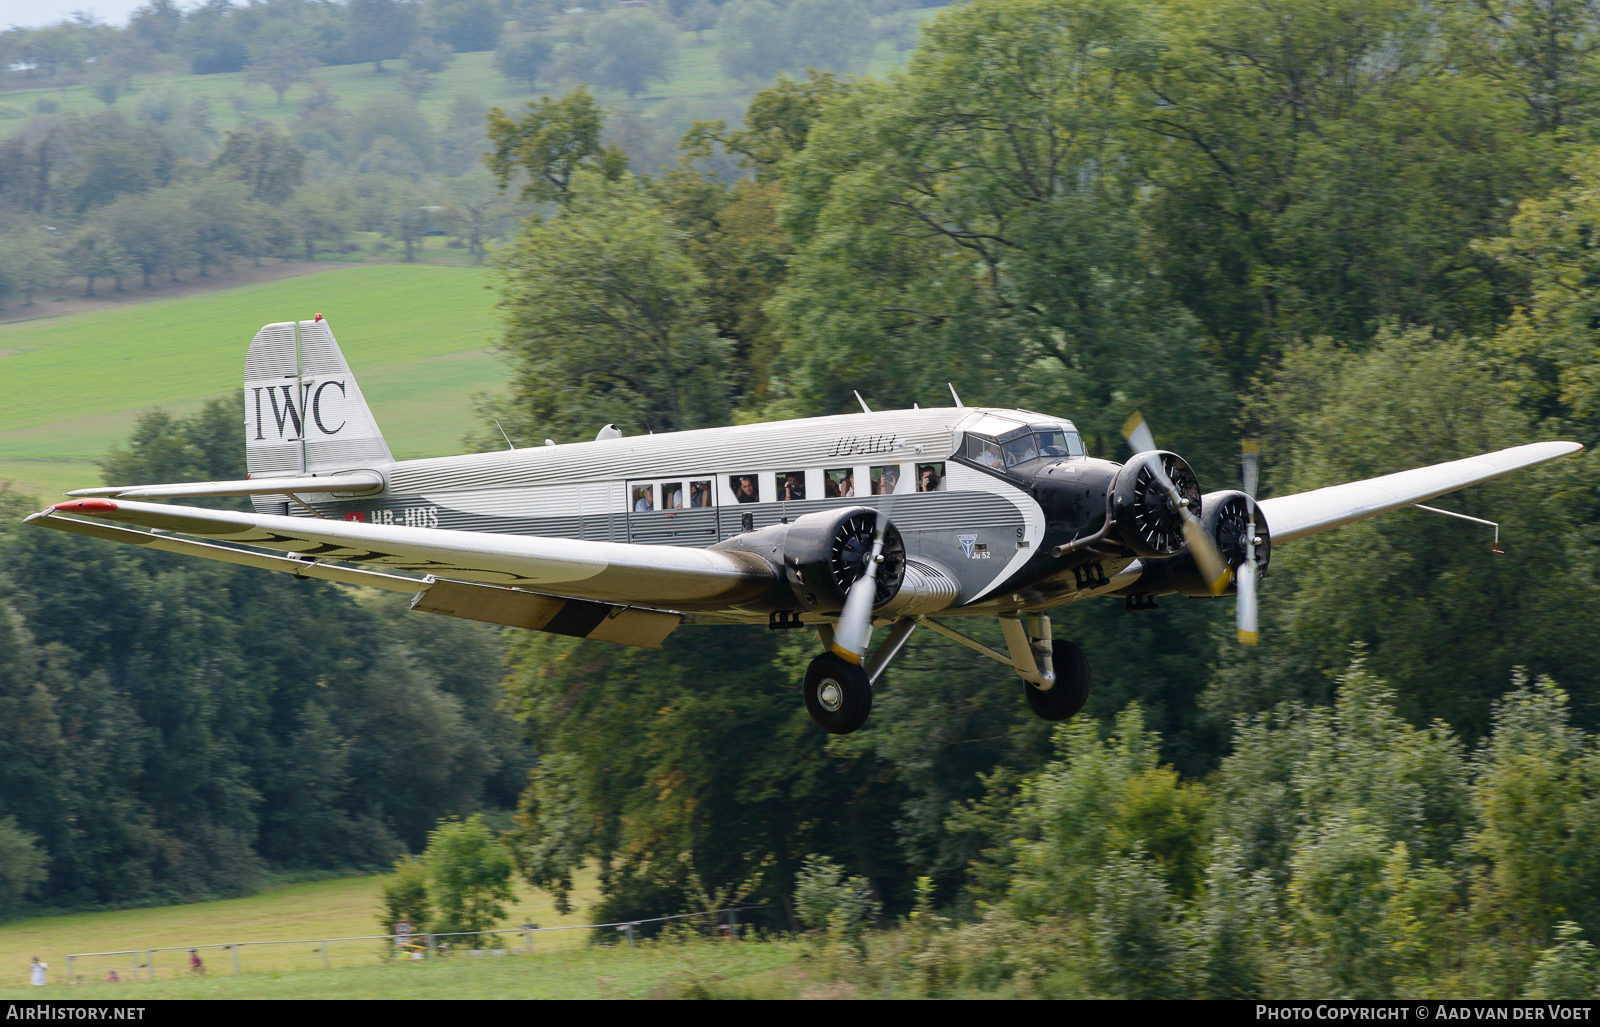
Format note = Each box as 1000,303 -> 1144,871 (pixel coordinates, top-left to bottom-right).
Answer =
479,0 -> 1600,996
0,400 -> 530,916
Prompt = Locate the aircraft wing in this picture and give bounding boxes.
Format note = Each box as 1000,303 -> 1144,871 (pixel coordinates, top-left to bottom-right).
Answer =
23,498 -> 778,611
1257,441 -> 1583,545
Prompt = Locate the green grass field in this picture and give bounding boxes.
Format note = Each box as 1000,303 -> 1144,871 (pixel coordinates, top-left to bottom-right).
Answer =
0,263 -> 506,498
0,868 -> 609,992
6,935 -> 822,1000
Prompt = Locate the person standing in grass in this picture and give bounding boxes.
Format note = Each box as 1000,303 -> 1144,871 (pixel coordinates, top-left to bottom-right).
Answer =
29,957 -> 46,986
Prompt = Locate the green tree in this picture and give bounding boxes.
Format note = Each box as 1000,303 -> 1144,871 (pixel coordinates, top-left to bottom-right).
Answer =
570,10 -> 678,99
347,0 -> 420,71
485,86 -> 628,204
65,227 -> 136,296
210,128 -> 306,205
786,0 -> 872,75
491,171 -> 731,443
378,854 -> 435,933
244,23 -> 321,105
494,33 -> 552,89
425,814 -> 514,937
1524,922 -> 1600,999
716,0 -> 789,81
0,816 -> 47,918
426,0 -> 503,52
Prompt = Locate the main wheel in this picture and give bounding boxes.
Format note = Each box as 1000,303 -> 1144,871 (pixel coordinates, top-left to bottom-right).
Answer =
1024,639 -> 1092,722
803,652 -> 873,734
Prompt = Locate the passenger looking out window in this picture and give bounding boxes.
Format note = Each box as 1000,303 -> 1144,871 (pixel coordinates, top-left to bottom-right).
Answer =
824,468 -> 855,498
917,463 -> 945,492
872,465 -> 901,495
662,482 -> 684,509
690,480 -> 713,507
731,475 -> 759,504
779,472 -> 806,501
631,485 -> 654,512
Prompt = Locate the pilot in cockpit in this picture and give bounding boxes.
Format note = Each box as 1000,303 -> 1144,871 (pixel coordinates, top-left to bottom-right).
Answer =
975,441 -> 1003,467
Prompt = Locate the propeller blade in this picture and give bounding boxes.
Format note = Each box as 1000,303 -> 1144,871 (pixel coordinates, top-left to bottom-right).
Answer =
1122,411 -> 1157,455
1237,439 -> 1261,644
1142,442 -> 1231,595
1236,558 -> 1259,645
1180,508 -> 1231,594
831,503 -> 893,664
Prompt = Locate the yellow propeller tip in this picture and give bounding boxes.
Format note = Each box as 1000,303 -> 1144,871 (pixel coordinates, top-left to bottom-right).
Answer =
1121,411 -> 1145,440
1237,630 -> 1259,646
829,644 -> 864,665
1242,439 -> 1261,454
1207,568 -> 1234,595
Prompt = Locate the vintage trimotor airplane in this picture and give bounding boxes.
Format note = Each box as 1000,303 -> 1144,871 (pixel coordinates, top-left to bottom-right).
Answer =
23,317 -> 1584,734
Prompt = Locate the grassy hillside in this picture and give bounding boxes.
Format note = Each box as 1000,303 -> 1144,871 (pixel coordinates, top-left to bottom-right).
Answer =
0,264 -> 506,498
0,868 -> 604,990
0,26 -> 925,147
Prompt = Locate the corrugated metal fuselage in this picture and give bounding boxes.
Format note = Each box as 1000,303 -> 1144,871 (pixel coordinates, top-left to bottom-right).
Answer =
268,406 -> 1125,617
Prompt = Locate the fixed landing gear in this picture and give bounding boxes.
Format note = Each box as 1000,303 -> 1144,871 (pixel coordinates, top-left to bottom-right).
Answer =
1023,639 -> 1092,721
803,652 -> 873,734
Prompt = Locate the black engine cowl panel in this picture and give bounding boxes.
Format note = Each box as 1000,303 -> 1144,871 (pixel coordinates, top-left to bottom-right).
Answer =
711,505 -> 905,613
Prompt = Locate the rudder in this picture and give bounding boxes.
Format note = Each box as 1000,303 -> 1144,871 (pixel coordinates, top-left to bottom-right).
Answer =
244,318 -> 393,479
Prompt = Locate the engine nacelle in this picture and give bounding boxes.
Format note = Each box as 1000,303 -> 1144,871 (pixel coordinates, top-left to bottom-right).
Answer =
1109,450 -> 1204,558
712,506 -> 906,614
1115,489 -> 1273,598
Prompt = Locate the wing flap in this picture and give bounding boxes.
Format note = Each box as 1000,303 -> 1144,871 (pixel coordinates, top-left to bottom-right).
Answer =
411,579 -> 680,647
1258,441 -> 1582,545
32,498 -> 777,607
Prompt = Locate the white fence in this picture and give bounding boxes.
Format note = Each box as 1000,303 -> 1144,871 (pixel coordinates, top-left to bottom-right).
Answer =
62,907 -> 760,984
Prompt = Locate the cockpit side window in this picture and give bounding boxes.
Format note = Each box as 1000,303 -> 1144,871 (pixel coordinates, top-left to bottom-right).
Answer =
1001,433 -> 1039,467
1033,427 -> 1085,458
965,433 -> 1004,468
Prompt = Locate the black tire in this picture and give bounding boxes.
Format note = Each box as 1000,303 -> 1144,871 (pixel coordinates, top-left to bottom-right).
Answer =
1024,639 -> 1092,722
803,652 -> 873,734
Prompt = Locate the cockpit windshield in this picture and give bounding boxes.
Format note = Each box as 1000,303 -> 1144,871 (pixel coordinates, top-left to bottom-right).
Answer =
965,424 -> 1085,470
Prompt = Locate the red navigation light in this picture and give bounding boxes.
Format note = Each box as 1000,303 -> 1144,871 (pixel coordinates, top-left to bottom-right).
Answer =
54,499 -> 118,513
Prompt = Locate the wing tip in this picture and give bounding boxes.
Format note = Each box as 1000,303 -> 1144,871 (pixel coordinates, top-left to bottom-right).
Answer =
53,499 -> 119,514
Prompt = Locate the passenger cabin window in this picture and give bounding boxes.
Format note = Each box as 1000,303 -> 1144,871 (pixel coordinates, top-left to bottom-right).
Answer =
730,474 -> 760,504
661,482 -> 685,509
824,468 -> 856,498
689,480 -> 713,507
778,471 -> 806,501
871,465 -> 902,495
916,463 -> 945,492
631,484 -> 655,512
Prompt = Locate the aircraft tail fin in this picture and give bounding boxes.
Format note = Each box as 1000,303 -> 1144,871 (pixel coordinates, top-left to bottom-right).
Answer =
244,317 -> 393,479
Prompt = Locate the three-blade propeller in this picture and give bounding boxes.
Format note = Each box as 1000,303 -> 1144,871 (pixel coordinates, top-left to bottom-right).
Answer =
831,503 -> 892,665
1122,413 -> 1231,596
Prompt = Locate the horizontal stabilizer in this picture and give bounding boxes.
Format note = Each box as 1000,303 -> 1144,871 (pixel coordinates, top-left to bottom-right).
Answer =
69,471 -> 385,500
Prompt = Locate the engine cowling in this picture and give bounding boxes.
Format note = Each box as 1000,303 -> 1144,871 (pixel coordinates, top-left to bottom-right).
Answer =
1109,450 -> 1204,558
713,506 -> 907,614
1115,489 -> 1272,598
780,506 -> 906,612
